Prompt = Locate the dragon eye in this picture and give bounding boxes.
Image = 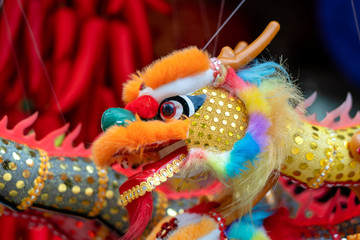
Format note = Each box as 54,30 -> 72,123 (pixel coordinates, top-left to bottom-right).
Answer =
158,94 -> 206,121
160,102 -> 176,118
159,100 -> 184,120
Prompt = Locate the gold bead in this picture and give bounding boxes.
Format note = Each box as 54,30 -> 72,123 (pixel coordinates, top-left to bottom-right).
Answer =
9,190 -> 18,197
3,173 -> 12,181
16,180 -> 25,189
294,135 -> 304,145
306,152 -> 314,161
310,142 -> 317,149
85,187 -> 94,196
106,190 -> 114,199
58,184 -> 67,193
72,185 -> 81,194
291,147 -> 299,155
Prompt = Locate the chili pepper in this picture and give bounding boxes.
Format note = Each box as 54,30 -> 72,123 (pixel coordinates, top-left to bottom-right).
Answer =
52,7 -> 77,61
105,0 -> 126,15
0,0 -> 25,91
50,59 -> 72,107
58,18 -> 106,112
125,0 -> 153,65
108,21 -> 134,105
73,0 -> 97,21
4,78 -> 23,107
24,0 -> 46,96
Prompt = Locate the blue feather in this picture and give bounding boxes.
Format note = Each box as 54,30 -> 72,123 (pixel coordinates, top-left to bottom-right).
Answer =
226,133 -> 260,178
226,204 -> 272,240
237,61 -> 290,86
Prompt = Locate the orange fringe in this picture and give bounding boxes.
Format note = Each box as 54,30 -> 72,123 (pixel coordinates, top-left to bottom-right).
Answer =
92,118 -> 189,167
123,47 -> 210,103
122,76 -> 143,104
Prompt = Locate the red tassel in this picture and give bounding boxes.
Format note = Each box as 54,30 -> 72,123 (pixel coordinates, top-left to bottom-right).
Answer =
119,171 -> 154,240
120,192 -> 153,240
125,95 -> 159,119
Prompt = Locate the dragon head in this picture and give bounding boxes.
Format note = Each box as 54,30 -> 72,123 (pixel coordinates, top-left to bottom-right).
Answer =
92,21 -> 301,239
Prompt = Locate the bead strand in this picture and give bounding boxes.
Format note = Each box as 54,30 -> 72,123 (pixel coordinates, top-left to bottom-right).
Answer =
119,154 -> 185,207
88,168 -> 108,217
17,149 -> 49,210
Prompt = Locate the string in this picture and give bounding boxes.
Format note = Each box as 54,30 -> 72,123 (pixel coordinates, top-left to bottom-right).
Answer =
350,0 -> 360,44
202,0 -> 246,50
1,5 -> 31,113
212,0 -> 226,56
16,0 -> 67,126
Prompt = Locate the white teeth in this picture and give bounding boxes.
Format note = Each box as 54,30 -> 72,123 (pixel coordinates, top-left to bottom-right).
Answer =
159,140 -> 186,159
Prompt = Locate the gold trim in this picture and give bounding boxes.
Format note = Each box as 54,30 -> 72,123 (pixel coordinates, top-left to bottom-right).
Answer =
88,168 -> 108,217
119,154 -> 186,207
310,139 -> 337,188
17,149 -> 49,210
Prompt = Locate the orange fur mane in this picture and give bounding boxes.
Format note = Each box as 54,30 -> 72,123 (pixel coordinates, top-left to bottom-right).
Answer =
122,47 -> 210,104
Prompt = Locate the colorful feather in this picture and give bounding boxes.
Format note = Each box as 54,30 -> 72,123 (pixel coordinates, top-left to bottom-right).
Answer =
226,204 -> 272,240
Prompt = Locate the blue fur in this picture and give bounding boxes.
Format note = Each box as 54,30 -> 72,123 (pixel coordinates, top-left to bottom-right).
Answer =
226,133 -> 260,178
237,61 -> 290,86
226,205 -> 272,240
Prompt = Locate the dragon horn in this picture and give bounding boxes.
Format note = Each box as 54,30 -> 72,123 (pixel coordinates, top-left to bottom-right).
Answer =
217,21 -> 280,70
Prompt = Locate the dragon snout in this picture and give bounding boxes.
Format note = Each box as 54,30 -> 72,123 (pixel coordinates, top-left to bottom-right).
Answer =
101,108 -> 136,132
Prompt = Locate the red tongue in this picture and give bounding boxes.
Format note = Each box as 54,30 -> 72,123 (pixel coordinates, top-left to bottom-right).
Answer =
142,146 -> 187,171
119,146 -> 187,195
118,146 -> 187,239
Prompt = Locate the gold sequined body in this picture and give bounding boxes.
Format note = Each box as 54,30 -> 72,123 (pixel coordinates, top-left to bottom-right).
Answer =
187,86 -> 249,152
0,138 -> 198,234
281,122 -> 360,188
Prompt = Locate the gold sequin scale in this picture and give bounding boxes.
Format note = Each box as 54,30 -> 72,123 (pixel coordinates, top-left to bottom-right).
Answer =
281,123 -> 360,188
187,86 -> 249,152
0,138 -> 130,231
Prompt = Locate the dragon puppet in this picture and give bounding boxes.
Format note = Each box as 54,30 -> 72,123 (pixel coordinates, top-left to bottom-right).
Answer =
2,21 -> 360,239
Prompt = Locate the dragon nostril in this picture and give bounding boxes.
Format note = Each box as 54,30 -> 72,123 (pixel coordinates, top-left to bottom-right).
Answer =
101,108 -> 136,132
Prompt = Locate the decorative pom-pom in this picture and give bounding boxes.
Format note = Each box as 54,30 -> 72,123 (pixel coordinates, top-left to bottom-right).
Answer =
125,95 -> 159,119
224,68 -> 248,90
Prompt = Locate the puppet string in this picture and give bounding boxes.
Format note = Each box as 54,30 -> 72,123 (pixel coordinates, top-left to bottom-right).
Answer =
202,0 -> 246,50
16,0 -> 67,126
213,0 -> 226,56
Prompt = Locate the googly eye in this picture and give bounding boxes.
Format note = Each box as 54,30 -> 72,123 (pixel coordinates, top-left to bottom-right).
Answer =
158,94 -> 206,121
160,102 -> 176,118
159,100 -> 184,120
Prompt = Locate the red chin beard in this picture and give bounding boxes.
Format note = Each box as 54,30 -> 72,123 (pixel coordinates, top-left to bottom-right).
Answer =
118,146 -> 187,240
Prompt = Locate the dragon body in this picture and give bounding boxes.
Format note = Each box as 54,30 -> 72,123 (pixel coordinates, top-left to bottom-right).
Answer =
282,121 -> 360,189
1,21 -> 360,239
0,114 -> 196,238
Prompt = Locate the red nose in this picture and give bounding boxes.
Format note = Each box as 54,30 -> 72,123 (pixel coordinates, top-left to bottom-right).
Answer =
125,95 -> 159,119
